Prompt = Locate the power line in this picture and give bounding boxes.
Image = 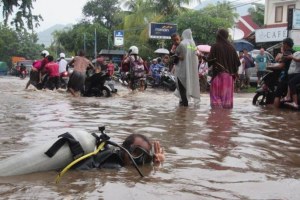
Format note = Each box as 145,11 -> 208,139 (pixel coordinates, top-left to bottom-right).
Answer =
230,0 -> 262,9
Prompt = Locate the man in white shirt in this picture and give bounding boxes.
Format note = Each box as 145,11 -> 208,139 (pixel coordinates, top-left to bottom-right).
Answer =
58,53 -> 68,73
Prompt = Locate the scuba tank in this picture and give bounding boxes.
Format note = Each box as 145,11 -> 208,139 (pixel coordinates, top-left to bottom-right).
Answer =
0,130 -> 96,177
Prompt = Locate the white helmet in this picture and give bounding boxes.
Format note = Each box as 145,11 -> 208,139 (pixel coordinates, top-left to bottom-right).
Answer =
129,46 -> 139,55
41,50 -> 49,57
59,53 -> 65,58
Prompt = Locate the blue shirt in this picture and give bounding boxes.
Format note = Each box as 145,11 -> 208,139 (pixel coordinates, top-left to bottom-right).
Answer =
255,54 -> 268,71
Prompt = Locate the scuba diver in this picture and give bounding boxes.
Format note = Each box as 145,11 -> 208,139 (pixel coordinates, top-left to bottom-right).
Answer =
0,127 -> 165,181
73,131 -> 165,171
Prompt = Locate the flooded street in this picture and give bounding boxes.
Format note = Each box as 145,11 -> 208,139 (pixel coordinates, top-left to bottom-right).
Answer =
0,76 -> 300,200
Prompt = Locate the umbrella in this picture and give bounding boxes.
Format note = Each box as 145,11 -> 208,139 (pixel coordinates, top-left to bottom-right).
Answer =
233,39 -> 254,51
197,45 -> 211,53
154,48 -> 169,54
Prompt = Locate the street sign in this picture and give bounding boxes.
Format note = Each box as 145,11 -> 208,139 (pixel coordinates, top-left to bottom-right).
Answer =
293,9 -> 300,30
114,30 -> 124,47
149,23 -> 177,39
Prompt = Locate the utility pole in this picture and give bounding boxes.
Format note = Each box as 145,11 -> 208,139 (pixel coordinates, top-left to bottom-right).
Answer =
94,28 -> 97,59
83,33 -> 86,53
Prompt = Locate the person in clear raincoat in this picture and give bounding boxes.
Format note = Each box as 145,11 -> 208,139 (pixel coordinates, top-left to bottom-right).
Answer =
174,29 -> 200,106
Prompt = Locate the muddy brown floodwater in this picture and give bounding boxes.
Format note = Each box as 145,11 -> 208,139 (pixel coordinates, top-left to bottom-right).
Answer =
0,76 -> 300,200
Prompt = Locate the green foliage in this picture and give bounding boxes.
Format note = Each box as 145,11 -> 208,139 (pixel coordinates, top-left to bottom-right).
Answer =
53,22 -> 111,58
83,0 -> 121,29
0,24 -> 44,66
175,10 -> 233,45
1,0 -> 43,31
51,0 -> 237,60
248,3 -> 264,27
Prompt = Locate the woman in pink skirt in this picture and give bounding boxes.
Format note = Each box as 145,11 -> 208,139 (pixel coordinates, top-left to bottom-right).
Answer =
208,29 -> 241,109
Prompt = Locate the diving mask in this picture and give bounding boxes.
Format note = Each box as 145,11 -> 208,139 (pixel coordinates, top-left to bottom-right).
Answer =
129,145 -> 153,165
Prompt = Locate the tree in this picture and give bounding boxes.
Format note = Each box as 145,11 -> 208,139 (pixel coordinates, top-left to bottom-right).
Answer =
248,3 -> 264,27
0,0 -> 42,30
0,23 -> 44,65
150,0 -> 200,16
175,2 -> 238,45
82,0 -> 121,29
53,22 -> 111,57
201,1 -> 238,25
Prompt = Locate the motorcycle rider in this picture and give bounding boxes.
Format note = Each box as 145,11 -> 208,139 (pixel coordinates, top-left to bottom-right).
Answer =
84,64 -> 102,97
44,55 -> 60,90
19,63 -> 27,78
122,46 -> 146,91
57,52 -> 68,88
271,38 -> 295,108
25,50 -> 49,89
107,60 -> 115,77
149,58 -> 163,85
58,53 -> 68,73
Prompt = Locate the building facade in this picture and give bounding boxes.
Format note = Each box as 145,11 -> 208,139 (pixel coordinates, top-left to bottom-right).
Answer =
256,0 -> 300,52
264,0 -> 300,28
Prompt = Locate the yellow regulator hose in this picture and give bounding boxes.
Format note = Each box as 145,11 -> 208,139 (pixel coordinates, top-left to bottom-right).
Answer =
55,142 -> 106,183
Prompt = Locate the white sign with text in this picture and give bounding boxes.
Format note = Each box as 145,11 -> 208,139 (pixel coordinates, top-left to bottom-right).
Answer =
293,9 -> 300,29
255,27 -> 288,43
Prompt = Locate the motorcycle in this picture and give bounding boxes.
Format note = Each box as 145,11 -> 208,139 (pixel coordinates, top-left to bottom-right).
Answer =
252,68 -> 300,108
60,71 -> 69,89
19,65 -> 28,79
19,69 -> 27,79
252,70 -> 279,105
113,71 -> 147,91
84,70 -> 117,97
147,67 -> 176,91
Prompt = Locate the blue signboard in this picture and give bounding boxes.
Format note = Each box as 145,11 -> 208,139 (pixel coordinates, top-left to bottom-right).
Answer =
149,23 -> 177,39
114,30 -> 124,46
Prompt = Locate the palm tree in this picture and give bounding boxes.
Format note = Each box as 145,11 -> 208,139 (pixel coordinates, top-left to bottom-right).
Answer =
150,0 -> 201,16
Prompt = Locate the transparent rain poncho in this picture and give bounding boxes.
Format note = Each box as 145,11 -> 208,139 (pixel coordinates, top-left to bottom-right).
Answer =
175,29 -> 200,103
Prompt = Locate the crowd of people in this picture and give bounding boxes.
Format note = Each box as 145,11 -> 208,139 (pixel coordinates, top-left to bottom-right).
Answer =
24,28 -> 300,109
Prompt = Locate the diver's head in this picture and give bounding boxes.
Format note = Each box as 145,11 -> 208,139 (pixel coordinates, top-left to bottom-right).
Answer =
122,134 -> 153,165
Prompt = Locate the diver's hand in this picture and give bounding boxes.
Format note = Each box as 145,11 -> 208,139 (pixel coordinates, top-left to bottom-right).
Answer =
153,141 -> 165,164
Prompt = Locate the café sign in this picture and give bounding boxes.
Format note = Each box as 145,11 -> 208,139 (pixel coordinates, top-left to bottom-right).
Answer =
255,27 -> 288,43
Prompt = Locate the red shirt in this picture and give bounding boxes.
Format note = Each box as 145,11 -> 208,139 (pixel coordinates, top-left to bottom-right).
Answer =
45,61 -> 60,77
107,63 -> 115,76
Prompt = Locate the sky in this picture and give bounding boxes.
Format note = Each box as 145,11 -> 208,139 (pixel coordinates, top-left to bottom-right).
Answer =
32,0 -> 88,32
2,0 -> 263,32
32,0 -> 201,32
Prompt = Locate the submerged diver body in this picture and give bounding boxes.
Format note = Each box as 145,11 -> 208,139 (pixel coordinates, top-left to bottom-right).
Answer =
74,133 -> 164,170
